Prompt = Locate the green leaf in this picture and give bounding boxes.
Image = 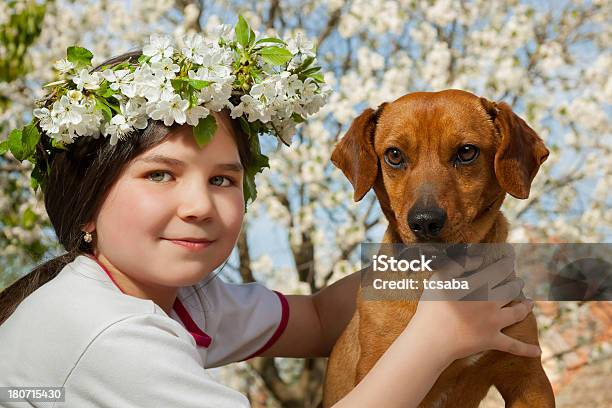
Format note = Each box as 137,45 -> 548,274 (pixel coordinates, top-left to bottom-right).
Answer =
8,128 -> 25,161
105,99 -> 120,114
171,78 -> 184,91
301,66 -> 322,77
97,81 -> 114,98
67,46 -> 94,66
248,28 -> 256,48
243,171 -> 256,206
253,151 -> 269,172
235,16 -> 250,48
311,73 -> 324,83
188,79 -> 211,90
255,37 -> 287,46
114,62 -> 130,70
193,115 -> 217,148
31,161 -> 46,192
22,208 -> 37,229
94,98 -> 112,121
0,139 -> 9,155
293,56 -> 315,74
243,151 -> 270,206
235,121 -> 258,206
238,116 -> 252,137
242,131 -> 270,206
42,79 -> 68,88
51,139 -> 68,151
22,123 -> 41,158
291,113 -> 306,123
188,91 -> 198,108
259,46 -> 293,66
30,174 -> 39,192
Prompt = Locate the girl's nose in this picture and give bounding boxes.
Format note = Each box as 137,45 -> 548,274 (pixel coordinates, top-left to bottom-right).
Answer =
176,183 -> 216,221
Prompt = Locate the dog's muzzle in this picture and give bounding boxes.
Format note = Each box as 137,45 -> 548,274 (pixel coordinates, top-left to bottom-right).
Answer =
407,205 -> 447,240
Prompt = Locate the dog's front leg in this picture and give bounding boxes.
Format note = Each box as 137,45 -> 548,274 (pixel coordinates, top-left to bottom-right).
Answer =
493,355 -> 555,408
491,312 -> 555,408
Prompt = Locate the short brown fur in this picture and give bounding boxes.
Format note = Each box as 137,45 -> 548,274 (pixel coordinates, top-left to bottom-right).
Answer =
323,90 -> 554,407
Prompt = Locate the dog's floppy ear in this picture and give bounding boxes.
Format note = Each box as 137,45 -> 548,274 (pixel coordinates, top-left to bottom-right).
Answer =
331,104 -> 386,201
482,98 -> 550,199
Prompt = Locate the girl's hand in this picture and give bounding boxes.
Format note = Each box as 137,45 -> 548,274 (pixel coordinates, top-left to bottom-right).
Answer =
408,246 -> 541,362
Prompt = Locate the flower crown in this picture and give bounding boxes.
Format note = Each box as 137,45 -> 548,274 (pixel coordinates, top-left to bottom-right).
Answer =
0,16 -> 330,205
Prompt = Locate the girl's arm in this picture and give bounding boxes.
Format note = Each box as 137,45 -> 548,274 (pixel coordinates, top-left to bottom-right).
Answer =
333,315 -> 452,408
259,268 -> 362,358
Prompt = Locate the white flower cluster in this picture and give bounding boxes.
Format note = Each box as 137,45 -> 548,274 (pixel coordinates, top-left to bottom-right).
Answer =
34,30 -> 330,147
229,32 -> 330,143
230,71 -> 328,142
34,90 -> 105,144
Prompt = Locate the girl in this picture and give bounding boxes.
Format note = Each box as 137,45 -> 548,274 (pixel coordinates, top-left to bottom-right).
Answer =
0,35 -> 539,408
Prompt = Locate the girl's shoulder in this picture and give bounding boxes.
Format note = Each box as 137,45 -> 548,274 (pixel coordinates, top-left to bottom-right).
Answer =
0,255 -> 192,387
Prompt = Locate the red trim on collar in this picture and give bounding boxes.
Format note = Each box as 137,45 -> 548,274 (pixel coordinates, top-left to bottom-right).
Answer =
84,254 -> 124,291
173,297 -> 212,348
242,290 -> 290,360
83,253 -> 212,348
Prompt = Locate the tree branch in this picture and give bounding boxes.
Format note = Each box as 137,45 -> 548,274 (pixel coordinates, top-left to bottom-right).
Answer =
317,7 -> 341,47
266,0 -> 280,29
237,228 -> 256,283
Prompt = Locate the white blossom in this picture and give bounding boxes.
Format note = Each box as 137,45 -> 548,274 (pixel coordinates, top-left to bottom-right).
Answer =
103,113 -> 133,145
146,94 -> 189,126
33,107 -> 59,134
142,33 -> 174,63
52,95 -> 82,125
188,47 -> 233,82
102,68 -> 136,97
150,58 -> 180,80
71,68 -> 102,91
53,58 -> 75,74
185,105 -> 210,126
286,32 -> 315,57
181,33 -> 209,64
197,82 -> 233,111
138,76 -> 174,103
231,94 -> 271,123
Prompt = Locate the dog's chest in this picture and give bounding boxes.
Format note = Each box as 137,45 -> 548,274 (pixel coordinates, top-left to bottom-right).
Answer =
429,393 -> 449,408
420,352 -> 491,408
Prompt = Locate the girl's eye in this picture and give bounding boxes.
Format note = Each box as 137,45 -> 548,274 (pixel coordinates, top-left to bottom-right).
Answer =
210,176 -> 233,187
147,170 -> 173,183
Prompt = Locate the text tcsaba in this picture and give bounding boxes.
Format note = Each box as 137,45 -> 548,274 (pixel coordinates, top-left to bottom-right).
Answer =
372,278 -> 469,290
370,254 -> 470,291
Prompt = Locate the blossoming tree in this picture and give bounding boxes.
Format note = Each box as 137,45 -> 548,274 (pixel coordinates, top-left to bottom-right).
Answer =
1,0 -> 610,406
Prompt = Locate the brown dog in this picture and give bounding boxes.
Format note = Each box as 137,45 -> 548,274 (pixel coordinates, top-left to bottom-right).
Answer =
323,90 -> 555,407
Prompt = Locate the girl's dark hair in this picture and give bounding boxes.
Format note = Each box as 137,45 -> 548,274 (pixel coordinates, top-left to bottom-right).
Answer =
0,51 -> 252,325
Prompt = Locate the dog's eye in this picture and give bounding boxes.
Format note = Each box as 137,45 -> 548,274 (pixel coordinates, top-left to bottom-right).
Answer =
384,148 -> 405,168
456,145 -> 479,164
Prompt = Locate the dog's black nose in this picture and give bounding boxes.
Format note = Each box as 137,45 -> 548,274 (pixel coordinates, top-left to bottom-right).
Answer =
407,206 -> 447,239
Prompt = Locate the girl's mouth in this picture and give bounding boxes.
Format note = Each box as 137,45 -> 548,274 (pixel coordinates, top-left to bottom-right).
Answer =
163,238 -> 215,251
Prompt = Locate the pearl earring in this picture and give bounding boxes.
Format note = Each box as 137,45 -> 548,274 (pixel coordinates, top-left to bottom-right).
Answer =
83,231 -> 93,243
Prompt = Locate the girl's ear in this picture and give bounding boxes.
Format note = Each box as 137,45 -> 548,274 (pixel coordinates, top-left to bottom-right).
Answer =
82,222 -> 95,233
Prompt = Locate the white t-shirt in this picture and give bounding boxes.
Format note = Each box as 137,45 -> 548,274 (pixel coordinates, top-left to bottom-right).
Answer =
0,254 -> 289,407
